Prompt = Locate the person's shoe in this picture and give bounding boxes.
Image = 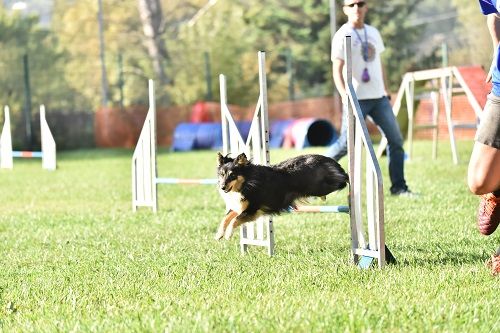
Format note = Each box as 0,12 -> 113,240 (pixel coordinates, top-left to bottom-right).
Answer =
486,247 -> 500,276
477,193 -> 500,236
391,188 -> 418,197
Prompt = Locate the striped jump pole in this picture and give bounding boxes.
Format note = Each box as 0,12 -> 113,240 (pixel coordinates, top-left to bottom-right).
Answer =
155,178 -> 217,185
131,80 -> 218,212
0,105 -> 56,170
292,205 -> 349,213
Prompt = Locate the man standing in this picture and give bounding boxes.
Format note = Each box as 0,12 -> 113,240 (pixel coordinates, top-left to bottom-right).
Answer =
326,0 -> 412,196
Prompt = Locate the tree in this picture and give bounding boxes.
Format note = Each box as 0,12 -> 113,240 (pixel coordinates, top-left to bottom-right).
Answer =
0,7 -> 78,112
451,0 -> 491,70
137,0 -> 168,86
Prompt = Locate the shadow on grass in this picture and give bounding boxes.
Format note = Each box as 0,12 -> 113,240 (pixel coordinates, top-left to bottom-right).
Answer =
390,244 -> 490,267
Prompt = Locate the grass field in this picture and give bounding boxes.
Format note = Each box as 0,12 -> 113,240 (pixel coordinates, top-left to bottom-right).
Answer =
0,141 -> 498,332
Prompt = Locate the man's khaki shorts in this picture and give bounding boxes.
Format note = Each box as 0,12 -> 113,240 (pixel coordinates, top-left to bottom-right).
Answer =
476,93 -> 500,149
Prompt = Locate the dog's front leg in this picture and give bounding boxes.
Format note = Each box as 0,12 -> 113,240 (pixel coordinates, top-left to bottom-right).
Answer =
223,215 -> 239,240
215,210 -> 238,240
224,210 -> 262,240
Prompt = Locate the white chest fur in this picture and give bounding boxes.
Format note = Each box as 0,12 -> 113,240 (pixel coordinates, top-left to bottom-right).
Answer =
219,189 -> 246,214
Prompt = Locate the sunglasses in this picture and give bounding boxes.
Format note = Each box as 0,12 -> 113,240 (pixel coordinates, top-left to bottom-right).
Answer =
345,1 -> 366,8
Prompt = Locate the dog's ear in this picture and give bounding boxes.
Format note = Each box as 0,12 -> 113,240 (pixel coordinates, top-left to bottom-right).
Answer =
235,153 -> 249,166
217,152 -> 224,166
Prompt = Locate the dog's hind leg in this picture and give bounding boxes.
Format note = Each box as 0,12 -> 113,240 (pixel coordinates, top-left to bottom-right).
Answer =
215,210 -> 238,240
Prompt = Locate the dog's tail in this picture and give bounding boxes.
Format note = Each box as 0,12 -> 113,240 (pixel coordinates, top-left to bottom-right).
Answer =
277,154 -> 349,197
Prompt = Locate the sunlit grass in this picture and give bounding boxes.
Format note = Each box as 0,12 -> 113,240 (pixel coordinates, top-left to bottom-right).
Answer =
0,141 -> 498,332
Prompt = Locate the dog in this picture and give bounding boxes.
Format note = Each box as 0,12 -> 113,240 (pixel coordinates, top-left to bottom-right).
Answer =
215,152 -> 349,240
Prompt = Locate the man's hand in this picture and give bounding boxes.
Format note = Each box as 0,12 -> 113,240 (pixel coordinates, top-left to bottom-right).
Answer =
341,93 -> 349,106
486,58 -> 494,83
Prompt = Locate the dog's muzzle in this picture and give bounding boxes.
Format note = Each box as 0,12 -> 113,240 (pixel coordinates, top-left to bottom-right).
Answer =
220,184 -> 232,193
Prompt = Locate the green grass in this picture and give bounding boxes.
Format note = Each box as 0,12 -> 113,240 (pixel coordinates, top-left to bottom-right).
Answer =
0,141 -> 498,332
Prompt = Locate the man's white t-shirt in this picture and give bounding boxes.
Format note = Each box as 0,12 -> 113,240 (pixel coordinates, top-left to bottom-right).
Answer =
331,23 -> 385,100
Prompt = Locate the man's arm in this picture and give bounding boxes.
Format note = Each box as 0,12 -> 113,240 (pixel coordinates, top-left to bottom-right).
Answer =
332,58 -> 347,101
486,13 -> 500,82
487,13 -> 500,46
381,64 -> 390,97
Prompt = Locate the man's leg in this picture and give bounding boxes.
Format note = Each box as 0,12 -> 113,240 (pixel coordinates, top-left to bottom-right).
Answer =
368,97 -> 407,193
468,94 -> 500,195
325,104 -> 349,161
467,142 -> 500,195
467,94 -> 500,236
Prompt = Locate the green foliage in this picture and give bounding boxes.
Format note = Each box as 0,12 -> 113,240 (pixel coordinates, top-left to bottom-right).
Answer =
451,0 -> 491,69
52,0 -> 151,108
366,1 -> 423,91
0,7 -> 80,116
0,143 -> 498,331
0,1 -> 494,113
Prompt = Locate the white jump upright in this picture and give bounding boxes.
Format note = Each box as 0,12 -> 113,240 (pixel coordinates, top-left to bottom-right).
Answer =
345,36 -> 388,268
40,105 -> 56,170
132,80 -> 158,212
0,106 -> 13,169
0,105 -> 56,170
377,67 -> 483,164
219,51 -> 275,256
131,80 -> 218,212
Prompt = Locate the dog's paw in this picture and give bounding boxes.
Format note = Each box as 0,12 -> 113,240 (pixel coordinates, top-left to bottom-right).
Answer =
214,231 -> 224,240
224,227 -> 234,240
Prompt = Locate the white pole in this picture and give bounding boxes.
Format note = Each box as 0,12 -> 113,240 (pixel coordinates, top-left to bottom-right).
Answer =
40,105 -> 57,170
0,106 -> 13,169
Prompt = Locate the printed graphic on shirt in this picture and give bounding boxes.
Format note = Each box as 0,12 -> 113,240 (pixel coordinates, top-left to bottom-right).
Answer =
362,41 -> 376,62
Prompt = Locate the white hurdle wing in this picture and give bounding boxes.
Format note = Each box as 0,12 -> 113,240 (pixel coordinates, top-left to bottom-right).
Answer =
345,36 -> 388,268
0,106 -> 13,169
40,105 -> 56,170
132,79 -> 158,212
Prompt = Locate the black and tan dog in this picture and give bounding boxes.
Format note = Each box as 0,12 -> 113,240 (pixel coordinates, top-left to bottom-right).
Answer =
215,152 -> 349,240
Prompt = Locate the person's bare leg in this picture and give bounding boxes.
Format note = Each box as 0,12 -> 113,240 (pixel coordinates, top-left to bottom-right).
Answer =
468,142 -> 500,195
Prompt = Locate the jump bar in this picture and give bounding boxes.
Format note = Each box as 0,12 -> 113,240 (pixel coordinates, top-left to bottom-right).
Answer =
12,151 -> 43,158
155,178 -> 217,185
293,205 -> 349,213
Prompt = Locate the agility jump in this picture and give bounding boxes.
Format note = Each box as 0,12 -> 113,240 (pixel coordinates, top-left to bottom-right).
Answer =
220,44 -> 390,267
132,40 -> 391,267
0,105 -> 56,170
131,80 -> 217,212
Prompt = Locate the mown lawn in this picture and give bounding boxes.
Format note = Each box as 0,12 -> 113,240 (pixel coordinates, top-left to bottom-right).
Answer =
0,141 -> 498,332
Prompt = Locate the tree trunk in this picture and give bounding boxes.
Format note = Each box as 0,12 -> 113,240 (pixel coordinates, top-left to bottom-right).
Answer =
137,0 -> 168,85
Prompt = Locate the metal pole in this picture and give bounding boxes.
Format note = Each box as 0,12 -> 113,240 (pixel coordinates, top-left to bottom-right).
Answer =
118,53 -> 124,109
286,48 -> 295,101
330,0 -> 338,98
329,0 -> 337,40
97,0 -> 109,107
204,51 -> 213,100
22,54 -> 33,150
441,42 -> 448,68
